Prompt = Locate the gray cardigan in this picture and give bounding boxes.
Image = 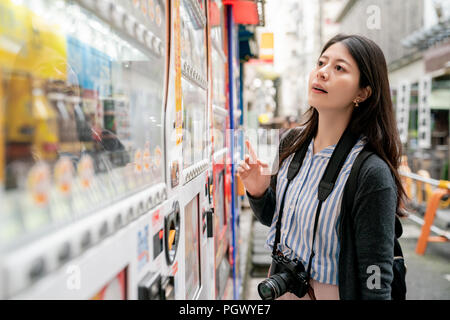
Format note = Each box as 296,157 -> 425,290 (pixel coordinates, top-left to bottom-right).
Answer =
247,133 -> 396,300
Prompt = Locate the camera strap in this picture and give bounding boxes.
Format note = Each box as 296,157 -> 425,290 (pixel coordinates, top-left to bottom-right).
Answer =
272,126 -> 358,281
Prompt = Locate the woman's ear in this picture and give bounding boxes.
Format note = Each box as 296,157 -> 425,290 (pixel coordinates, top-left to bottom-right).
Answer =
357,86 -> 372,103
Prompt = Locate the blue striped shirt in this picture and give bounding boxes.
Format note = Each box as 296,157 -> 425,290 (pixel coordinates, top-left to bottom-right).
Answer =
266,135 -> 367,285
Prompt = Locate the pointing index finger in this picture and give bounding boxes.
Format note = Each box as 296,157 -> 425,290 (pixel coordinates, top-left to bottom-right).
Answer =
246,140 -> 258,163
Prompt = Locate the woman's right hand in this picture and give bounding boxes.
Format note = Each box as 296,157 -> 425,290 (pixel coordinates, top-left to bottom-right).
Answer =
237,140 -> 271,198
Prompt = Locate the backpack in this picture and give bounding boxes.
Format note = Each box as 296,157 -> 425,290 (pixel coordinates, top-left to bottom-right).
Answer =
344,148 -> 407,300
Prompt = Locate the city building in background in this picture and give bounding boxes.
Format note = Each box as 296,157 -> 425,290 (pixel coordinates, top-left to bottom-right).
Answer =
336,0 -> 449,180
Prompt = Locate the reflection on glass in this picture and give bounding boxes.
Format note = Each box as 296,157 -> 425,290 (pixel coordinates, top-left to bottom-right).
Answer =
211,48 -> 226,108
213,113 -> 226,152
0,0 -> 166,247
182,79 -> 207,168
180,0 -> 208,168
209,0 -> 224,49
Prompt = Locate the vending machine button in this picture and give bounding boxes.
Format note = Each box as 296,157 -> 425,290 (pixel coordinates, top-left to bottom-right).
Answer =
111,4 -> 125,28
161,188 -> 167,201
136,24 -> 146,43
152,37 -> 161,55
154,38 -> 163,57
124,15 -> 137,37
145,30 -> 155,48
127,207 -> 135,222
58,242 -> 72,264
99,221 -> 109,239
29,257 -> 46,281
158,42 -> 164,56
114,214 -> 123,230
147,195 -> 154,209
137,201 -> 145,216
80,231 -> 92,250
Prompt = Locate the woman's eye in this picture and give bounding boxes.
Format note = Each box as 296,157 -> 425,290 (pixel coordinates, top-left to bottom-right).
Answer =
336,65 -> 344,71
317,60 -> 324,66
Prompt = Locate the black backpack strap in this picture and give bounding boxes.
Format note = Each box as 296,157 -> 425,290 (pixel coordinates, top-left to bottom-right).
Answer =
318,128 -> 359,201
344,148 -> 374,215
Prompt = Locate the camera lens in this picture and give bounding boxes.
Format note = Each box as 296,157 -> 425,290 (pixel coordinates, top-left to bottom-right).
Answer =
257,273 -> 292,300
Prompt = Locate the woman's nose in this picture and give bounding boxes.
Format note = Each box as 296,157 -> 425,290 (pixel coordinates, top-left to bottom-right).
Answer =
317,68 -> 328,81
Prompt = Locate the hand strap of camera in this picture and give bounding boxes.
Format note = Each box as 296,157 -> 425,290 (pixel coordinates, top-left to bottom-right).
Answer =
272,127 -> 358,280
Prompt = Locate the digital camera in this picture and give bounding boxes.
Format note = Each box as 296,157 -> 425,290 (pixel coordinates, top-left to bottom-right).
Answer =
257,253 -> 310,300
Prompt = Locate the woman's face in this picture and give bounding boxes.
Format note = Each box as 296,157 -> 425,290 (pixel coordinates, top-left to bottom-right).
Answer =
307,42 -> 362,112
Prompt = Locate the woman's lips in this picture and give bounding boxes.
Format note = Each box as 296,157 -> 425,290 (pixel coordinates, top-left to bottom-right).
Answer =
312,87 -> 328,94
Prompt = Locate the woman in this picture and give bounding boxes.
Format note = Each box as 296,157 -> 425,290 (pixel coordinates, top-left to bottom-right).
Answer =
238,34 -> 406,300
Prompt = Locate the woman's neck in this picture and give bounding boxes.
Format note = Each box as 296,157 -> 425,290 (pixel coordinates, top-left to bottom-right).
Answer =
314,110 -> 352,155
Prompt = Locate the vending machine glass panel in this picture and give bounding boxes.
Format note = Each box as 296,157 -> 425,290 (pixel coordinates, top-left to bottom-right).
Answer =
213,113 -> 227,153
180,0 -> 208,169
0,0 -> 166,248
211,49 -> 226,108
182,79 -> 207,168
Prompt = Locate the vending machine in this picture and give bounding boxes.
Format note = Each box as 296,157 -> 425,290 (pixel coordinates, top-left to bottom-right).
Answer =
206,0 -> 233,300
165,0 -> 213,300
0,0 -> 171,299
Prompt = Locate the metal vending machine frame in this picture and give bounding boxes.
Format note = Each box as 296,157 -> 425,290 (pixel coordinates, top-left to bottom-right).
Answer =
0,0 -> 170,300
165,0 -> 212,300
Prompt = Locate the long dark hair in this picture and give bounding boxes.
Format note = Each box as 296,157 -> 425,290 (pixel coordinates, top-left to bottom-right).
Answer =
279,34 -> 407,215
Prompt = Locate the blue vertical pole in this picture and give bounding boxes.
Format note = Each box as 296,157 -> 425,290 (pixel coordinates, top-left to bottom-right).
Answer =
226,4 -> 237,300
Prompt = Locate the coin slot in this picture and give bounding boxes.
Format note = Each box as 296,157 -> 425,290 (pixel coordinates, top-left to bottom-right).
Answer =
164,201 -> 180,265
